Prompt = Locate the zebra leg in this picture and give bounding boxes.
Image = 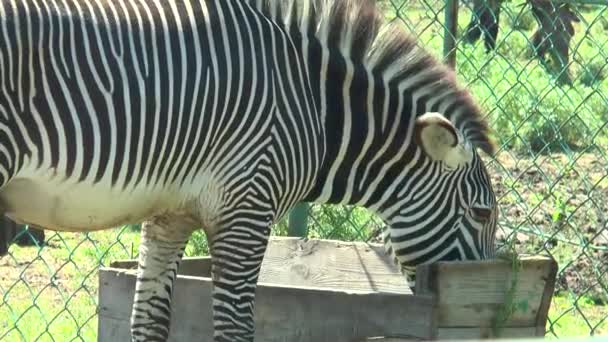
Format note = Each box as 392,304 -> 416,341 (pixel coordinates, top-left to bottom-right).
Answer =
209,218 -> 271,342
130,218 -> 194,342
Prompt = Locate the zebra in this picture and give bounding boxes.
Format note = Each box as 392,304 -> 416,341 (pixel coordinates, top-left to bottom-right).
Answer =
0,0 -> 498,340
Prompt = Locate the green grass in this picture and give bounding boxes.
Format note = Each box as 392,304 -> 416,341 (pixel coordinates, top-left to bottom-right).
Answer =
2,1 -> 607,341
0,226 -> 215,342
2,228 -> 607,341
382,0 -> 608,152
547,294 -> 608,338
0,229 -> 141,341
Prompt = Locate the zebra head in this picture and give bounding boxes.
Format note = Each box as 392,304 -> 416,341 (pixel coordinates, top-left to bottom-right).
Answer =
285,0 -> 499,286
382,111 -> 497,286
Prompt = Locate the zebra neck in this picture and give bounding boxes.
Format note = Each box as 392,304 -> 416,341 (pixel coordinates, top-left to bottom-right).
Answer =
257,0 -> 494,207
300,33 -> 422,207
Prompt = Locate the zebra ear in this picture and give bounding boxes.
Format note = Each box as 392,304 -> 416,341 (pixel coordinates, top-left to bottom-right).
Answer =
414,112 -> 473,168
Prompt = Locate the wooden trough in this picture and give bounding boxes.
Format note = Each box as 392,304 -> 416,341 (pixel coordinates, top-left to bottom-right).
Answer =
98,237 -> 558,342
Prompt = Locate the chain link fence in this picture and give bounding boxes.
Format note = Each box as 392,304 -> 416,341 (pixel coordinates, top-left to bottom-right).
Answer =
1,0 -> 607,340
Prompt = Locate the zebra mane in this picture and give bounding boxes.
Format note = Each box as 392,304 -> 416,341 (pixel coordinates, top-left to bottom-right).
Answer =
249,0 -> 495,155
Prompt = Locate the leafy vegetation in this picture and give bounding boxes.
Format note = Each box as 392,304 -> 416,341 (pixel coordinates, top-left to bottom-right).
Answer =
1,0 -> 607,341
384,0 -> 608,153
2,225 -> 607,341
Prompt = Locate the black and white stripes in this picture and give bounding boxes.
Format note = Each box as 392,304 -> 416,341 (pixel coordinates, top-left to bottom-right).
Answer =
0,0 -> 498,341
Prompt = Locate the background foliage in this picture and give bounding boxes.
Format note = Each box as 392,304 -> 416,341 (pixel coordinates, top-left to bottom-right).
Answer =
2,0 -> 607,340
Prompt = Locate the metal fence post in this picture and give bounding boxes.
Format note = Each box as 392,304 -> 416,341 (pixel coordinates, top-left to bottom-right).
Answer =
288,202 -> 309,237
443,0 -> 459,68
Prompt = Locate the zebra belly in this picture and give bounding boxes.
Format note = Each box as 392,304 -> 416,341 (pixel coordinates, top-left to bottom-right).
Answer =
0,176 -> 169,232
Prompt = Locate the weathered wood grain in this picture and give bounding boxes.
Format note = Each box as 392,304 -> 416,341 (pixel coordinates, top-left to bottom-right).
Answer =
99,238 -> 558,341
110,257 -> 213,278
437,327 -> 538,339
257,237 -> 411,294
110,237 -> 412,294
416,254 -> 558,332
362,326 -> 540,341
98,268 -> 434,342
535,255 -> 559,335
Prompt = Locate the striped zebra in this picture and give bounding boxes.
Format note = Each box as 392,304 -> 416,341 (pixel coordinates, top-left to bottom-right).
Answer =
0,0 -> 498,340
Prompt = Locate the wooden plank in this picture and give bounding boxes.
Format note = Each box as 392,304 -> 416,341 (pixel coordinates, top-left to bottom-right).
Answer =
368,336 -> 607,342
98,268 -> 434,342
258,237 -> 411,294
437,326 -> 538,339
535,255 -> 559,335
110,257 -> 213,278
363,326 -> 537,341
416,255 -> 558,330
364,337 -> 426,341
110,237 -> 412,295
101,239 -> 558,341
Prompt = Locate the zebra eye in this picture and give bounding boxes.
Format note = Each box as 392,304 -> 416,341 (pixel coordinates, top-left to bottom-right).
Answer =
470,206 -> 492,223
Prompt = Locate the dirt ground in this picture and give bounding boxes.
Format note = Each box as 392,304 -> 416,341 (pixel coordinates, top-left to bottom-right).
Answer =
486,150 -> 608,303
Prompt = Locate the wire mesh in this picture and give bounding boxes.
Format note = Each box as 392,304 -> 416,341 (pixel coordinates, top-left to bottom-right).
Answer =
1,0 -> 607,340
